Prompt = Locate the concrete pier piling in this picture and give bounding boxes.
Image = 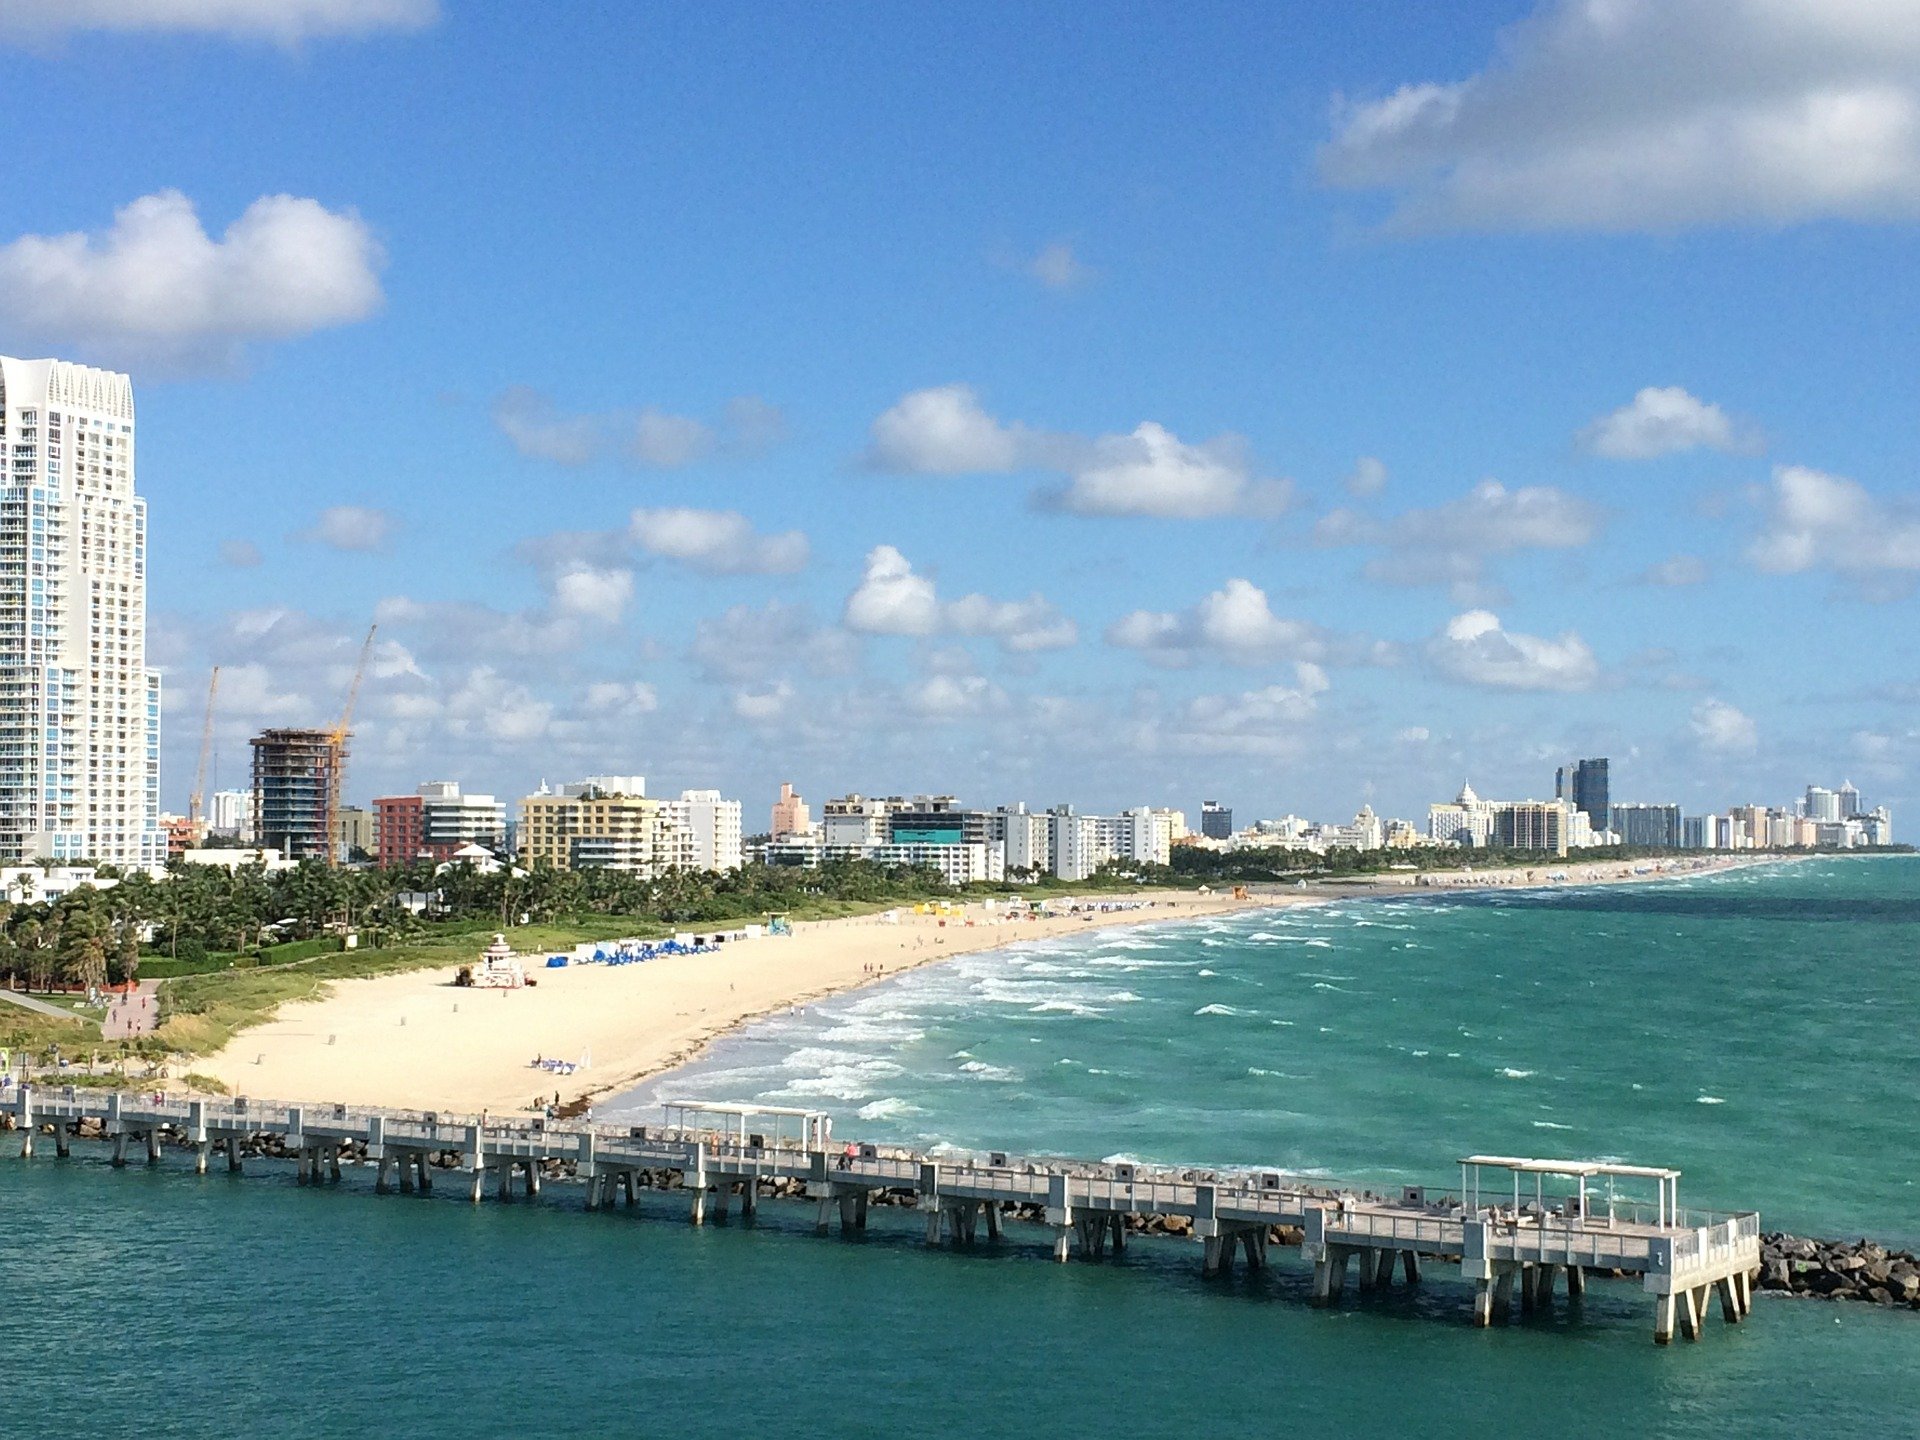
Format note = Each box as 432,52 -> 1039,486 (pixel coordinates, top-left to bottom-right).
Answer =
9,1085 -> 1765,1346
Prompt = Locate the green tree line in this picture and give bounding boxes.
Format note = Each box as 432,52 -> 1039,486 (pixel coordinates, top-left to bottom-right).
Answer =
0,855 -> 967,991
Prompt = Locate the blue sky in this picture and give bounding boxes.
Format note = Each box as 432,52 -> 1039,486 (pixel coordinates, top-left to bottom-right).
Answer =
3,1 -> 1917,827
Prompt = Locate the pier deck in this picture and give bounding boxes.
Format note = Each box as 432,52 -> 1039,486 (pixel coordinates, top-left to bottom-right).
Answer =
8,1086 -> 1760,1344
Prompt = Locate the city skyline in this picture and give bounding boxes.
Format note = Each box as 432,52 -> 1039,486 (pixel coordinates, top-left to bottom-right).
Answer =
3,5 -> 1917,825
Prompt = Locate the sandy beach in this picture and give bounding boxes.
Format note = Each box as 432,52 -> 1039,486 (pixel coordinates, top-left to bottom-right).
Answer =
194,891 -> 1296,1114
191,855 -> 1771,1115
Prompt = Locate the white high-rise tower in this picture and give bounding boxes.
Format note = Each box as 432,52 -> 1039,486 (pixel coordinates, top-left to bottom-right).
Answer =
0,356 -> 164,871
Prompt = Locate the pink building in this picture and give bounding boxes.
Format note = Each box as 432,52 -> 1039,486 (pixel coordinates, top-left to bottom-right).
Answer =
771,782 -> 811,838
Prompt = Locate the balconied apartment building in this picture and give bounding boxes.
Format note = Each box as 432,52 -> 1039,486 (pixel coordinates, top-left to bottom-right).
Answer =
766,794 -> 1177,885
0,356 -> 165,871
375,781 -> 508,866
250,728 -> 341,863
519,775 -> 742,875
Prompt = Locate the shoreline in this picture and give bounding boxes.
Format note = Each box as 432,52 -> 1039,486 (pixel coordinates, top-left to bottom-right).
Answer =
184,853 -> 1777,1115
602,851 -> 1783,1113
192,889 -> 1306,1113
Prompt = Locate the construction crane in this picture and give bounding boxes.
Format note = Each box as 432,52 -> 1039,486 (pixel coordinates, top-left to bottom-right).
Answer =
323,624 -> 377,867
187,666 -> 220,838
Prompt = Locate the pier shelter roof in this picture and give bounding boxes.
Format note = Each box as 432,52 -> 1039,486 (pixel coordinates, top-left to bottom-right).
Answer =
662,1100 -> 832,1150
1459,1155 -> 1683,1229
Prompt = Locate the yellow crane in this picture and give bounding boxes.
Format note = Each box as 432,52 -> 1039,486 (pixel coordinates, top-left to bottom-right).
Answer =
324,624 -> 377,867
187,666 -> 220,837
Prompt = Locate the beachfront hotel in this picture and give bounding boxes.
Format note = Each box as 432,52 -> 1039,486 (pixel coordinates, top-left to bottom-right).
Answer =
374,781 -> 509,866
761,794 -> 1180,884
518,776 -> 743,875
0,356 -> 165,873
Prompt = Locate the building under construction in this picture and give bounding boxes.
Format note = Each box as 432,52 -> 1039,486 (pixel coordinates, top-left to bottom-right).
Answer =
250,728 -> 344,863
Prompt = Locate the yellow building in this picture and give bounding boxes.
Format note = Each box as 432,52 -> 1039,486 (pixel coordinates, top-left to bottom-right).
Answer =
519,780 -> 663,873
334,805 -> 376,859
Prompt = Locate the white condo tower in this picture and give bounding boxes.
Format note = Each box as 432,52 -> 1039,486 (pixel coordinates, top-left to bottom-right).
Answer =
0,356 -> 164,871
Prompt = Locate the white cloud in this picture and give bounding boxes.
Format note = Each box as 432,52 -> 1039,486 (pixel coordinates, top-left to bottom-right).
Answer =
220,539 -> 262,568
1580,386 -> 1754,459
549,565 -> 633,624
0,190 -> 383,368
1691,697 -> 1759,753
491,387 -> 601,466
1321,0 -> 1920,233
373,594 -> 581,662
1317,479 -> 1601,600
1202,665 -> 1331,730
1137,664 -> 1332,759
1048,424 -> 1289,520
1345,455 -> 1389,496
690,602 -> 860,683
583,680 -> 659,714
210,661 -> 309,724
1425,610 -> 1599,692
628,409 -> 713,468
944,595 -> 1079,654
865,385 -> 1288,519
1747,464 -> 1920,592
909,674 -> 1009,721
1635,554 -> 1710,587
732,681 -> 795,724
492,389 -> 783,468
628,507 -> 808,576
863,384 -> 1035,474
0,0 -> 438,45
444,666 -> 553,744
1108,579 -> 1327,666
844,545 -> 941,635
299,505 -> 393,552
1026,241 -> 1092,290
843,545 -> 1077,652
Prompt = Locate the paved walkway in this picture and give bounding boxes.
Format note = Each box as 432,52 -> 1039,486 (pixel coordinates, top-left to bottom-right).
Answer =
103,982 -> 159,1040
0,990 -> 74,1021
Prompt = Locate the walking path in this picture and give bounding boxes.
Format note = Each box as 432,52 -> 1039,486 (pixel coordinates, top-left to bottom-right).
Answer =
102,982 -> 159,1041
0,990 -> 74,1021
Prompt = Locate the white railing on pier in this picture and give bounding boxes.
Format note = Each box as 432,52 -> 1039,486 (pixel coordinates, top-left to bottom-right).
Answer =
8,1085 -> 1762,1288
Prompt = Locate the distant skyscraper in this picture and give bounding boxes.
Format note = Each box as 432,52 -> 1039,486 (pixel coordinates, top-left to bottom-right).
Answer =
771,781 -> 811,838
1610,803 -> 1682,848
1838,780 -> 1862,818
1200,800 -> 1232,839
208,788 -> 251,839
1494,800 -> 1572,856
1556,758 -> 1610,835
1804,786 -> 1841,824
251,728 -> 342,862
0,356 -> 164,870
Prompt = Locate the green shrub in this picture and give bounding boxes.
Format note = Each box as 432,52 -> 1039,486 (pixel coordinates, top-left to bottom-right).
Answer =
257,936 -> 343,967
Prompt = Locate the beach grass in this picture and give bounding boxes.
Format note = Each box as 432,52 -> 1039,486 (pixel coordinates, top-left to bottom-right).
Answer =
0,1003 -> 98,1054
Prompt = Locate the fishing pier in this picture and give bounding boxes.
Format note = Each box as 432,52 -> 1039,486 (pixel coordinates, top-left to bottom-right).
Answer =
9,1085 -> 1760,1344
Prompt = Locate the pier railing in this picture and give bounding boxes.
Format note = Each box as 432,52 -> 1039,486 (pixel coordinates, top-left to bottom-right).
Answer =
10,1084 -> 1764,1344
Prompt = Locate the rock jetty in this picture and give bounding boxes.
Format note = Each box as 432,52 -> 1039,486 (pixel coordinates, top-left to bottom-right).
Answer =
1759,1233 -> 1920,1309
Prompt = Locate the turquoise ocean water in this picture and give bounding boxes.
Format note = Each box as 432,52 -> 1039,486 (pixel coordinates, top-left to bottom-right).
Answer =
5,857 -> 1917,1438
